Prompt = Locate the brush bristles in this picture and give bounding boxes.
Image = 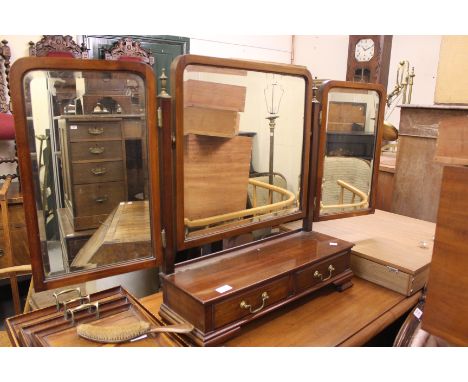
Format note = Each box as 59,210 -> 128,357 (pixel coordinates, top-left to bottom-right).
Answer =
77,321 -> 151,343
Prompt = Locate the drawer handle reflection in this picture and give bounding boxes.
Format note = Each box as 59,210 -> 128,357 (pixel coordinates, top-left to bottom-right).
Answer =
88,127 -> 104,135
95,195 -> 108,203
91,167 -> 107,176
240,291 -> 269,314
89,146 -> 105,155
314,264 -> 335,281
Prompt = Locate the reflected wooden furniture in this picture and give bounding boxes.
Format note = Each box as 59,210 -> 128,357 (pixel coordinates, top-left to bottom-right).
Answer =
392,104 -> 468,222
57,208 -> 94,271
71,201 -> 151,268
141,277 -> 421,346
103,37 -> 154,65
422,165 -> 468,346
58,114 -> 146,231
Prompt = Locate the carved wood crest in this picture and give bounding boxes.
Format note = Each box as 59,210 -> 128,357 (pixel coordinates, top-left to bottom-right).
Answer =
104,38 -> 155,65
0,40 -> 12,113
29,35 -> 88,59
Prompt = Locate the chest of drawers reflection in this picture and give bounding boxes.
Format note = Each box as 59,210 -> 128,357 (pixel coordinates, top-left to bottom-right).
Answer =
58,114 -> 146,231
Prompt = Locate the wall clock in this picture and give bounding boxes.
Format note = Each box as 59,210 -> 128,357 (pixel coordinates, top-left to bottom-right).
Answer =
346,35 -> 393,89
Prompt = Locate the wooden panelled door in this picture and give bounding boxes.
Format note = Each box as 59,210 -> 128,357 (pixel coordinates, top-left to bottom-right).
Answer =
81,35 -> 190,92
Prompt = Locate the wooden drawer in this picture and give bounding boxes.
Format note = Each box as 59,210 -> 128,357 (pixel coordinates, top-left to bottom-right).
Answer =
213,276 -> 289,329
68,121 -> 122,141
71,161 -> 124,185
351,254 -> 428,296
71,141 -> 123,162
295,253 -> 350,294
73,182 -> 125,217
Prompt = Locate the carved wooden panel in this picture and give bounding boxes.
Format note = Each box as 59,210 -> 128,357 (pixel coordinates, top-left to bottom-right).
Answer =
0,39 -> 11,113
29,35 -> 88,59
104,38 -> 154,65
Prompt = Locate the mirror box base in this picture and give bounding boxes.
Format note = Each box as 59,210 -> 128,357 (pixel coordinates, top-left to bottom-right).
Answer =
160,230 -> 354,346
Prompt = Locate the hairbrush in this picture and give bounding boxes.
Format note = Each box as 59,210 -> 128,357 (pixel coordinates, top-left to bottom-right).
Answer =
77,320 -> 194,343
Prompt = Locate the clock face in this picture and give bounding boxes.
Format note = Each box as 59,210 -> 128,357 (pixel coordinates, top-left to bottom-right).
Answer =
355,38 -> 375,62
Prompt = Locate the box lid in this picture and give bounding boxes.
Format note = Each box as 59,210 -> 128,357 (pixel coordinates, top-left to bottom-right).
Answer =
285,210 -> 435,274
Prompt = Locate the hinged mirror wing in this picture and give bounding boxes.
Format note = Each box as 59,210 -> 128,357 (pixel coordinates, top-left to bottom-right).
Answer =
167,55 -> 313,256
313,80 -> 386,221
10,57 -> 162,291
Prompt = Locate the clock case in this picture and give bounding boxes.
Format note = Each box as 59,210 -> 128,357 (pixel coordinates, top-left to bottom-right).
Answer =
157,55 -> 388,346
346,35 -> 393,88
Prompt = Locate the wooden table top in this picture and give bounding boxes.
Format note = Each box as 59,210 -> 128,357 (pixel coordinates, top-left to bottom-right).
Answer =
140,277 -> 420,346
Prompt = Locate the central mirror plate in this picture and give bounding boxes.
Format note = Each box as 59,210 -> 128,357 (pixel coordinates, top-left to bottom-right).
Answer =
176,61 -> 310,248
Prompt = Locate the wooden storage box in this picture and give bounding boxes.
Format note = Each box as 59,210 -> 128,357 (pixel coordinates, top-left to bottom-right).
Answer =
307,210 -> 435,296
184,79 -> 246,112
160,231 -> 354,346
184,134 -> 252,221
184,106 -> 240,138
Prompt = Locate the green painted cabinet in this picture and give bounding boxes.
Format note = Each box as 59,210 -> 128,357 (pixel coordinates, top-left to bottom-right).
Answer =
81,35 -> 190,94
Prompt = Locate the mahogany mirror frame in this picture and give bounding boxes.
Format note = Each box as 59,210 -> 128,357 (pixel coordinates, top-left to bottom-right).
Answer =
171,54 -> 313,251
312,80 -> 386,222
10,57 -> 162,291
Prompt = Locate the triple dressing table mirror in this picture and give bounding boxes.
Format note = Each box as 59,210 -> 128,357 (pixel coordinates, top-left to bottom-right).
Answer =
313,80 -> 385,221
10,57 -> 163,292
158,55 -> 356,346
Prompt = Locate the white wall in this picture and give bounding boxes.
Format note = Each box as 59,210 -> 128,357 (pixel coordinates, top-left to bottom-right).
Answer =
293,35 -> 349,80
386,36 -> 441,127
189,35 -> 293,63
293,35 -> 442,129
